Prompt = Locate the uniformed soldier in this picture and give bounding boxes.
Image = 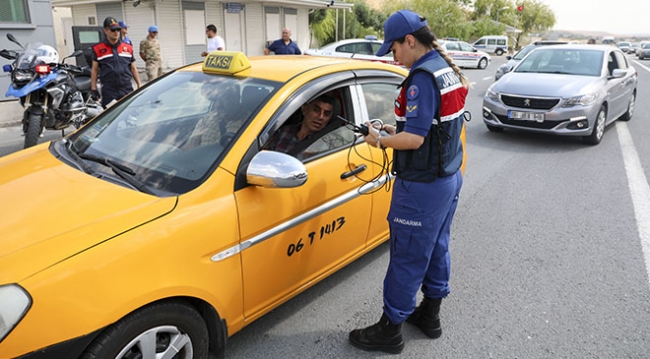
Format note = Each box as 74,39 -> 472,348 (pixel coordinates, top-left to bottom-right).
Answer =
91,17 -> 142,108
139,25 -> 163,81
350,10 -> 468,354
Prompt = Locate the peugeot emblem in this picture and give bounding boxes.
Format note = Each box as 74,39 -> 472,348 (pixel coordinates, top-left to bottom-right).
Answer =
524,99 -> 531,107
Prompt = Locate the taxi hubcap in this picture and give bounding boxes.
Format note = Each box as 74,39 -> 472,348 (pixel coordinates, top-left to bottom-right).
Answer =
116,325 -> 193,359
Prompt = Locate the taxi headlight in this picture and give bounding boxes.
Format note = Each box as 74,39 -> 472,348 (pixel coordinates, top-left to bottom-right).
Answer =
0,284 -> 31,343
563,93 -> 597,107
486,87 -> 500,101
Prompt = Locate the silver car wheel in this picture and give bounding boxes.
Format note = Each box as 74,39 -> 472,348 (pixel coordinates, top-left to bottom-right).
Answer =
115,325 -> 193,359
595,109 -> 606,140
584,106 -> 606,145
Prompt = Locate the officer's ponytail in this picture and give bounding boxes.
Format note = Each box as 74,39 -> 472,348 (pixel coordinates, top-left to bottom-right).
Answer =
399,27 -> 470,88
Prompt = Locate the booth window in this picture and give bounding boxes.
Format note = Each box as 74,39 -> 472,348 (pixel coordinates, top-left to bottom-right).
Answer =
0,0 -> 30,23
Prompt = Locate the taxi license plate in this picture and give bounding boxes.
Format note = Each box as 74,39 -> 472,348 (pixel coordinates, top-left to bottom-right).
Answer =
508,110 -> 545,122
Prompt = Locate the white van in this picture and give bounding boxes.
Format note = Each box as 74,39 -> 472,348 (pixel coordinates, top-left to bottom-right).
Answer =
473,35 -> 508,56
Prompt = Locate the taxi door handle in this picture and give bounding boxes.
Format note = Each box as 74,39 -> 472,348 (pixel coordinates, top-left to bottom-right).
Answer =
340,164 -> 367,179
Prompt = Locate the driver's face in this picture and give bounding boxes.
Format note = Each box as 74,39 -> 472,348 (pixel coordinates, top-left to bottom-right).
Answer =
301,100 -> 333,134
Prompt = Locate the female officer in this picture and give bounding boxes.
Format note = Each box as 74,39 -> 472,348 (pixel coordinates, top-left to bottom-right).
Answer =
348,10 -> 469,354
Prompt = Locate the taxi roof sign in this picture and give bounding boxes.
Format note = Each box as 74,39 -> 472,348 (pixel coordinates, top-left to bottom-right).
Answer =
202,51 -> 251,74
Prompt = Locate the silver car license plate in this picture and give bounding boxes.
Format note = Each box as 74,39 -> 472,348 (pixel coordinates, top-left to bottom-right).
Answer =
508,110 -> 545,122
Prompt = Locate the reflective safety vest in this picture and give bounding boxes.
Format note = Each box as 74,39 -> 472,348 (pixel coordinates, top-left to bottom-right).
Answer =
392,53 -> 467,182
92,40 -> 135,91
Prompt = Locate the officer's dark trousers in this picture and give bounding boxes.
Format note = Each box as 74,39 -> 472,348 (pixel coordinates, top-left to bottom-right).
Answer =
383,169 -> 463,324
101,84 -> 134,108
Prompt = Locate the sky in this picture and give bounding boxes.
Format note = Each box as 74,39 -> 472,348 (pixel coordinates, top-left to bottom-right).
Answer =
540,0 -> 650,36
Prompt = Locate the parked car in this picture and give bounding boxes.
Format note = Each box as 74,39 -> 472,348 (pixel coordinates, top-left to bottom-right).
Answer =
637,42 -> 650,59
472,35 -> 508,56
304,35 -> 401,66
602,36 -> 615,45
0,51 -> 468,358
483,45 -> 637,145
439,40 -> 491,69
616,41 -> 631,53
494,40 -> 568,80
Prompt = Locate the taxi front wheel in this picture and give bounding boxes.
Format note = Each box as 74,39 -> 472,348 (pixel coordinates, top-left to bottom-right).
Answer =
80,302 -> 209,359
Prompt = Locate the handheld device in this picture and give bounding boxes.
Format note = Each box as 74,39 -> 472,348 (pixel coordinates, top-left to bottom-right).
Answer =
337,115 -> 388,137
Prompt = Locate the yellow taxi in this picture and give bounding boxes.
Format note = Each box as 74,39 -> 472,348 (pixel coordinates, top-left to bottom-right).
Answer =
0,52 -> 465,358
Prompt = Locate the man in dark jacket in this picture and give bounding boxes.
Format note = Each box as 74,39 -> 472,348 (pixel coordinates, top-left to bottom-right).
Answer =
90,17 -> 142,108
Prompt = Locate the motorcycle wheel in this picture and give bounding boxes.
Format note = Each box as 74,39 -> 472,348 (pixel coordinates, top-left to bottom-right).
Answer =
24,112 -> 43,149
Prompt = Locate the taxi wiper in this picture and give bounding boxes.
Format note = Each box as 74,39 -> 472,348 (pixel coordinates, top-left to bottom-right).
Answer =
65,140 -> 95,175
77,153 -> 155,195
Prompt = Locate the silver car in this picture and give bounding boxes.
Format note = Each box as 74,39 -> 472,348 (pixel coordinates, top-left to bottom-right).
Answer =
483,45 -> 637,145
637,42 -> 650,59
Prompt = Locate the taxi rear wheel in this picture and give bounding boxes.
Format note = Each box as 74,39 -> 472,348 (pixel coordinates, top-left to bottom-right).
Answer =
81,302 -> 209,359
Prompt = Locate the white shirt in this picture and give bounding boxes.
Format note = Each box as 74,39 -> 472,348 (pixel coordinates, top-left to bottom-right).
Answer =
207,36 -> 225,52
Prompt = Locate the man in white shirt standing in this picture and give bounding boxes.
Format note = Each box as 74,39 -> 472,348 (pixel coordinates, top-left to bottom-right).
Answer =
201,24 -> 225,56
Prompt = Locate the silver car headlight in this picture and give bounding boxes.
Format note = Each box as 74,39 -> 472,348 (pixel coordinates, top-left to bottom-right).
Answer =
486,87 -> 500,101
0,284 -> 31,342
497,64 -> 512,75
563,93 -> 597,107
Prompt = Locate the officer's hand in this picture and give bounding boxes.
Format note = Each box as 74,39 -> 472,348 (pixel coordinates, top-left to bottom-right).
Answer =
91,90 -> 101,101
381,124 -> 396,135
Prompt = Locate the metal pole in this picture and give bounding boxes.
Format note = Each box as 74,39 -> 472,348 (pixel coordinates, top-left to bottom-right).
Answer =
343,7 -> 346,40
335,9 -> 339,41
353,1 -> 357,38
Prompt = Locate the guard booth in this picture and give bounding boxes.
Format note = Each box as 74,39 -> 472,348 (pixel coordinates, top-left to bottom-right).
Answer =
71,26 -> 103,67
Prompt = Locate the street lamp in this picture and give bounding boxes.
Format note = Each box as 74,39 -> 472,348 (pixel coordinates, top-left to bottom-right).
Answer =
496,6 -> 508,23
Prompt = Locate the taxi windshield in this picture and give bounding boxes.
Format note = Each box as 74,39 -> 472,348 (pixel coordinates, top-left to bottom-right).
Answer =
66,71 -> 280,195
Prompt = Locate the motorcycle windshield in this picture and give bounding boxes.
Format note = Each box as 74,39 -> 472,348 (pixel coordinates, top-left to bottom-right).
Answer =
16,42 -> 46,70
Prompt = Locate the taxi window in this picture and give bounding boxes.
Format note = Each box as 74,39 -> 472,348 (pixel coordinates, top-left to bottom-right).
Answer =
263,89 -> 356,162
68,71 -> 280,195
361,83 -> 399,126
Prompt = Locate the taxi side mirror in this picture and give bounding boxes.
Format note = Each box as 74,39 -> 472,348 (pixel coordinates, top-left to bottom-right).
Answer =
247,150 -> 308,188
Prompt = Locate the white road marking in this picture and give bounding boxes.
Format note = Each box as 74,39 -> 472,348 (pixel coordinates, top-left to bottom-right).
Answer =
616,122 -> 650,286
482,76 -> 492,81
631,60 -> 650,73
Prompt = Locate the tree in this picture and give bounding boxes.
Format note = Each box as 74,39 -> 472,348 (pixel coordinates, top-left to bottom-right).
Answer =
511,0 -> 555,48
309,9 -> 335,48
380,0 -> 473,40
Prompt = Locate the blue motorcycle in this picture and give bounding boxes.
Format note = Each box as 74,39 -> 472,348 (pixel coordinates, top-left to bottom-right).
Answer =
1,33 -> 103,148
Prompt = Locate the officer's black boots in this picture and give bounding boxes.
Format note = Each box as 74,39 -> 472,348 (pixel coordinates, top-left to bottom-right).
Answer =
349,313 -> 404,354
406,297 -> 443,339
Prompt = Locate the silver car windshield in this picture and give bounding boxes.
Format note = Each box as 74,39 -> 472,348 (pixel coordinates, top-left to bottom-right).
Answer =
67,71 -> 279,195
514,49 -> 603,77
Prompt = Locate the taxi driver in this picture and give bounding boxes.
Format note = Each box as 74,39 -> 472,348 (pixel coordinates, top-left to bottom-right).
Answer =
265,94 -> 335,158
